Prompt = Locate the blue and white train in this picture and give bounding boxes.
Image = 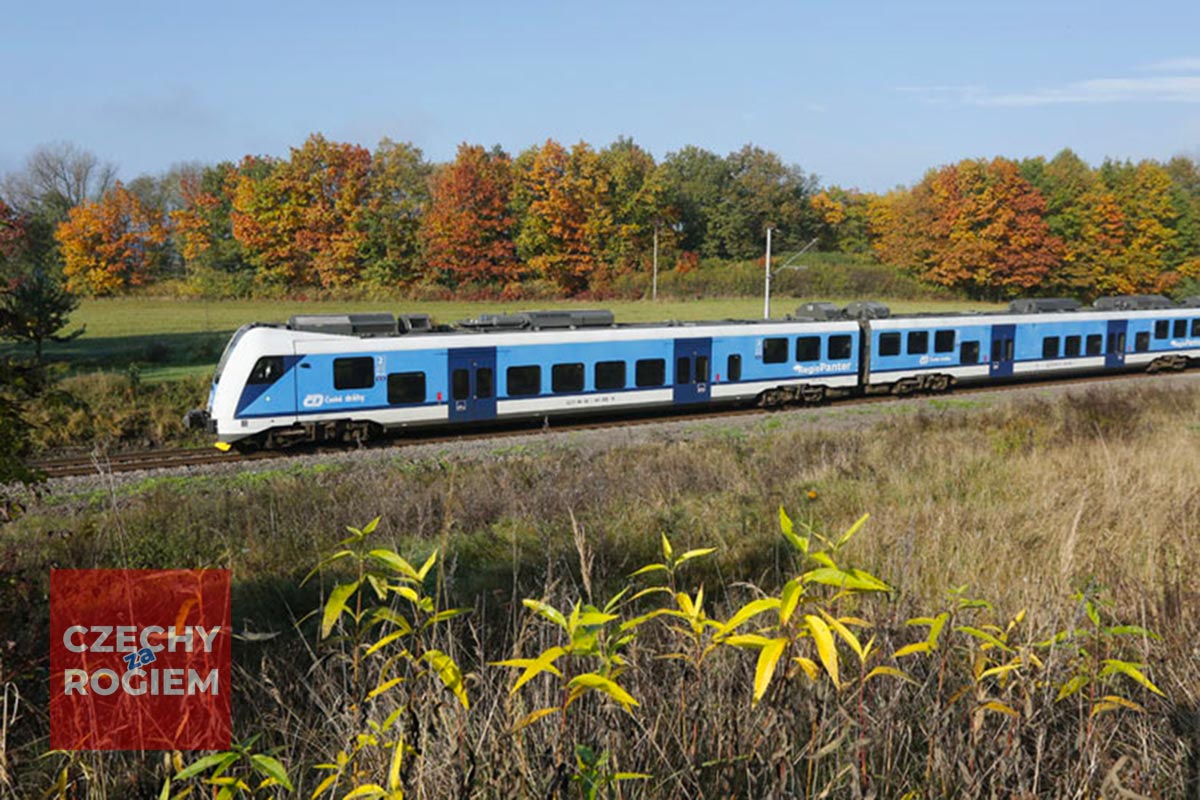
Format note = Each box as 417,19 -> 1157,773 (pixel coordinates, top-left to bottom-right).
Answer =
189,296 -> 1200,450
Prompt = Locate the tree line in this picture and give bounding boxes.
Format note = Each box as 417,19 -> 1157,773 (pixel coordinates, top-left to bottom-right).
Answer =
2,138 -> 1199,301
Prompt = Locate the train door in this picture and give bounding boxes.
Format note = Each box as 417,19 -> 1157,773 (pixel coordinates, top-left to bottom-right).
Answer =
1105,320 -> 1127,369
673,337 -> 712,404
989,324 -> 1016,378
447,347 -> 497,423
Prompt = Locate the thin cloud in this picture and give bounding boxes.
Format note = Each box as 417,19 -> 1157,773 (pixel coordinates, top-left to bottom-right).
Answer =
901,73 -> 1200,107
1138,57 -> 1200,73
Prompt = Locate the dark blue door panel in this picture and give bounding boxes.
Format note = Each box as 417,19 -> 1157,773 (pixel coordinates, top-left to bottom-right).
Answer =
448,347 -> 497,423
673,338 -> 712,404
989,324 -> 1015,378
1105,320 -> 1127,369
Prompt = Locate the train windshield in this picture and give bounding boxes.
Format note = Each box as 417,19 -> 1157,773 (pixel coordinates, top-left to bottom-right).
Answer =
213,325 -> 253,385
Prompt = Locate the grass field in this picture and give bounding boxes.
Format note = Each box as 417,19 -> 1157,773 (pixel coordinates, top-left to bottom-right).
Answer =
19,295 -> 1005,381
4,382 -> 1197,796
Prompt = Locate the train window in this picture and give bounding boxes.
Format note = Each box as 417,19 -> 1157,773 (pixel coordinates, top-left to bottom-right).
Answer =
248,356 -> 285,385
1135,332 -> 1150,352
333,357 -> 374,390
1154,320 -> 1169,339
1107,332 -> 1125,354
1193,319 -> 1200,336
1086,334 -> 1103,356
934,330 -> 955,353
1064,336 -> 1081,357
795,337 -> 820,362
961,341 -> 979,364
696,355 -> 709,382
727,354 -> 742,382
594,361 -> 626,390
507,366 -> 541,396
879,333 -> 901,357
763,338 -> 788,363
907,331 -> 928,355
676,357 -> 692,384
552,363 -> 584,393
477,368 -> 493,399
452,369 -> 469,401
387,372 -> 425,404
1042,337 -> 1059,358
828,335 -> 852,360
635,359 -> 666,387
1173,319 -> 1188,338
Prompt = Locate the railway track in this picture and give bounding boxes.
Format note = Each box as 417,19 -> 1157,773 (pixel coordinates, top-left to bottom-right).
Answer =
27,368 -> 1191,480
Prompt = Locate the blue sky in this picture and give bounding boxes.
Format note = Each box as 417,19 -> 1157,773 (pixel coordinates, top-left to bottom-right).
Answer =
3,0 -> 1199,192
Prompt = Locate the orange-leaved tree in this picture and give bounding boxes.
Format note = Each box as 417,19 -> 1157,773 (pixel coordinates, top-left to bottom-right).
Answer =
515,139 -> 611,295
231,134 -> 375,289
420,143 -> 519,289
56,183 -> 168,295
871,157 -> 1063,298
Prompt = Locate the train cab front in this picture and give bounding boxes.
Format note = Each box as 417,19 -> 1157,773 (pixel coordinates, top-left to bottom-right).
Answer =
189,324 -> 300,451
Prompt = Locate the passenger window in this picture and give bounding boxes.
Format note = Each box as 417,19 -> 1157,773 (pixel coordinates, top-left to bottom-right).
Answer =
960,341 -> 979,364
452,369 -> 469,401
828,335 -> 852,360
1042,337 -> 1059,358
248,356 -> 285,385
552,363 -> 584,393
795,336 -> 820,362
763,338 -> 788,363
726,354 -> 742,382
507,365 -> 541,396
676,357 -> 691,384
878,333 -> 901,357
1135,331 -> 1150,352
991,339 -> 1004,362
387,372 -> 425,404
1064,336 -> 1081,357
635,359 -> 665,387
696,355 -> 709,382
1154,320 -> 1169,339
1173,319 -> 1187,338
934,330 -> 955,353
907,331 -> 928,355
476,368 -> 493,399
334,357 -> 374,390
1108,332 -> 1126,354
594,361 -> 626,390
1086,334 -> 1103,356
1192,319 -> 1200,337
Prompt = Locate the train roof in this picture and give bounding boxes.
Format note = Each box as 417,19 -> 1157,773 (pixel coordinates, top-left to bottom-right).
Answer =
256,294 -> 1200,341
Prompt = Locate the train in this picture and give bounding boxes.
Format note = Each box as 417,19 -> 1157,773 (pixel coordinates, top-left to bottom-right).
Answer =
186,294 -> 1200,451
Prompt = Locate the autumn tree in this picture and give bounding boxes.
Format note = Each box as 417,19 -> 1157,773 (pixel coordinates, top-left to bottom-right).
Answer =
596,137 -> 669,274
55,182 -> 168,295
514,140 -> 611,295
1076,160 -> 1180,294
420,143 -> 519,288
360,139 -> 432,287
0,200 -> 28,275
171,162 -> 250,282
811,186 -> 873,254
231,134 -> 374,289
871,158 -> 1063,298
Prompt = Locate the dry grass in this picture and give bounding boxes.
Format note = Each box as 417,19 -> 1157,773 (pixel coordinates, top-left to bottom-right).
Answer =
3,383 -> 1199,797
